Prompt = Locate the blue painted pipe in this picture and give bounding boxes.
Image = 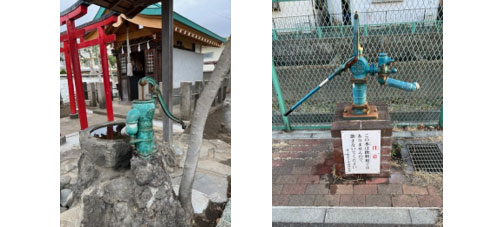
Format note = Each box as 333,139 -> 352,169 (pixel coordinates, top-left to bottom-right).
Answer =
353,13 -> 359,57
284,58 -> 354,116
385,77 -> 420,91
353,83 -> 367,105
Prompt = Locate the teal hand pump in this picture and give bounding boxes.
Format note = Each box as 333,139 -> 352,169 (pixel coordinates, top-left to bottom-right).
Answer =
284,12 -> 420,119
122,76 -> 186,158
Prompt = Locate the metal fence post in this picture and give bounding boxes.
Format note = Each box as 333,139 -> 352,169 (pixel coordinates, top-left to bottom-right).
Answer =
272,59 -> 291,131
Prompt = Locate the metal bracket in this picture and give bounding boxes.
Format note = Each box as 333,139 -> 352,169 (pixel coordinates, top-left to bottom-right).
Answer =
343,104 -> 379,119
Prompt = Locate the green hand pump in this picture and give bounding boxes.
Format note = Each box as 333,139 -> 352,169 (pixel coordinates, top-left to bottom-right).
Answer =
122,76 -> 186,159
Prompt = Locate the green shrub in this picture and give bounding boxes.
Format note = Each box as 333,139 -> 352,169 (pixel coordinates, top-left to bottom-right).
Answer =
60,69 -> 67,74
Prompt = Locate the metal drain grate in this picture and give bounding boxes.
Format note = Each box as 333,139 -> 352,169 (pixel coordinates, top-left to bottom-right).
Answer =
406,143 -> 443,173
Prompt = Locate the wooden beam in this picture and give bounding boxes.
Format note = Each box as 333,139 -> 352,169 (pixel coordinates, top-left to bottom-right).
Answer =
60,5 -> 87,25
108,0 -> 124,11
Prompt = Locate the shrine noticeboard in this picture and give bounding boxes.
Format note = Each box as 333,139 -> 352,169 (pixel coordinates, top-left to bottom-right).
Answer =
341,130 -> 381,174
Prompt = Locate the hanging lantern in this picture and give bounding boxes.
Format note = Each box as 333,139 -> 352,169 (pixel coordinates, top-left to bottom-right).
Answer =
138,43 -> 141,52
147,41 -> 150,50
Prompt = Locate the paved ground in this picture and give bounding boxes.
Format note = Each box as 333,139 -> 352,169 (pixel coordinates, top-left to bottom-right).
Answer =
272,131 -> 443,208
272,207 -> 439,225
60,111 -> 110,136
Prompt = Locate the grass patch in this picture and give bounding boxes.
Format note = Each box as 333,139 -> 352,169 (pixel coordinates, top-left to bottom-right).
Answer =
406,171 -> 443,195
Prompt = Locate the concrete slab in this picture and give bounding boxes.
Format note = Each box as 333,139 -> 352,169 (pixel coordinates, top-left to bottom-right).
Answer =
172,185 -> 209,214
411,131 -> 441,138
60,204 -> 83,227
272,207 -> 439,225
60,132 -> 80,153
272,207 -> 326,223
409,208 -> 439,225
393,131 -> 413,138
172,172 -> 228,203
324,207 -> 411,224
197,160 -> 231,177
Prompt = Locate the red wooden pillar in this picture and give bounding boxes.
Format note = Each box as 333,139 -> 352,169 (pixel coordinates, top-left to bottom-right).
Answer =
63,41 -> 77,117
98,26 -> 114,121
66,19 -> 88,129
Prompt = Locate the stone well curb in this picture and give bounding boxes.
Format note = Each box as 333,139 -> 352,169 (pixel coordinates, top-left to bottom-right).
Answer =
272,206 -> 440,225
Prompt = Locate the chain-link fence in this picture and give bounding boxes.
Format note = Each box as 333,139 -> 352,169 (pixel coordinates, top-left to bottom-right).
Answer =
272,0 -> 443,130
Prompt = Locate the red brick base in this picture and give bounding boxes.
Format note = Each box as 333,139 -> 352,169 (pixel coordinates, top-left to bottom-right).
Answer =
331,103 -> 393,178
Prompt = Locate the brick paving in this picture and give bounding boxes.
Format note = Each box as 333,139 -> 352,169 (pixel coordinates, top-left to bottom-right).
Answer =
272,138 -> 443,208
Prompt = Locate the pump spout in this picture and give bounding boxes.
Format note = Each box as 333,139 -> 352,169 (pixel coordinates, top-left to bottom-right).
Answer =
385,77 -> 420,92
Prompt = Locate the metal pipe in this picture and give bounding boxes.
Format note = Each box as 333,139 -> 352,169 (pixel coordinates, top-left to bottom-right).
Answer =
284,57 -> 357,116
272,60 -> 291,131
385,77 -> 420,91
353,12 -> 359,57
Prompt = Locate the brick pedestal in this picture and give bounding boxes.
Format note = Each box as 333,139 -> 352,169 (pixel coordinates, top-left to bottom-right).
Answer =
331,103 -> 392,178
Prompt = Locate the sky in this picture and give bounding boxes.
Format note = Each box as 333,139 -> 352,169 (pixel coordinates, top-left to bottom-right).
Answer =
60,0 -> 231,37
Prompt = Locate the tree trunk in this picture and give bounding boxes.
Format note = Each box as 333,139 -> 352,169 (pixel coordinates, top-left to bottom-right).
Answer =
179,38 -> 231,225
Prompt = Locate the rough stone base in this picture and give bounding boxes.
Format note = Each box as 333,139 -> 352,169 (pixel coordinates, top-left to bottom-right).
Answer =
331,102 -> 392,178
71,153 -> 189,227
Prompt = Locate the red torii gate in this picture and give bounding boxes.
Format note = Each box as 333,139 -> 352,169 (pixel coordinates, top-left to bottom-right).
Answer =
60,4 -> 117,129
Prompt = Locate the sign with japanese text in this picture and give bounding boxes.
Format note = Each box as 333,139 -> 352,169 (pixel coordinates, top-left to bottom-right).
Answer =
341,130 -> 381,174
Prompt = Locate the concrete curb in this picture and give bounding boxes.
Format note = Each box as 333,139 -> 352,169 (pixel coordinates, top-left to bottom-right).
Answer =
272,130 -> 442,140
272,206 -> 440,225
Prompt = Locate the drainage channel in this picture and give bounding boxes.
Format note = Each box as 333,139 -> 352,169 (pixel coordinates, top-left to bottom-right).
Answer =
406,143 -> 443,173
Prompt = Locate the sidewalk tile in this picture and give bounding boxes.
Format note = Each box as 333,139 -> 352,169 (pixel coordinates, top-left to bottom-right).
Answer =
273,184 -> 283,195
378,184 -> 403,195
314,195 -> 340,206
273,166 -> 293,175
291,166 -> 312,175
392,195 -> 419,207
389,171 -> 406,184
276,175 -> 298,184
354,184 -> 378,195
298,175 -> 320,184
366,178 -> 389,184
272,195 -> 290,206
403,185 -> 428,195
417,195 -> 443,207
331,184 -> 353,195
305,184 -> 329,195
366,195 -> 392,207
339,194 -> 366,206
281,184 -> 307,195
288,195 -> 316,206
427,185 -> 440,196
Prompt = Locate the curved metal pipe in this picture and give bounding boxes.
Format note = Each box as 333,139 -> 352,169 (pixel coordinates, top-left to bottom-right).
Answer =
138,76 -> 187,129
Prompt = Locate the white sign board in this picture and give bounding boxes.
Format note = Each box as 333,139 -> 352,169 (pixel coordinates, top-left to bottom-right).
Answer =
341,130 -> 381,174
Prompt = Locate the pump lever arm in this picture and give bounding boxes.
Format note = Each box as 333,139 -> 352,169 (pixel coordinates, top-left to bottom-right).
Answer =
284,57 -> 358,116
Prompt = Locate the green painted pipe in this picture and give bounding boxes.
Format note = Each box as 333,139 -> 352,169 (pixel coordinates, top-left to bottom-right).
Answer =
272,60 -> 291,131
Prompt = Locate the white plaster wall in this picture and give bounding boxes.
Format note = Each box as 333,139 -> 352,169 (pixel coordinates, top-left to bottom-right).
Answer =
202,44 -> 225,72
348,0 -> 440,25
273,0 -> 441,28
173,48 -> 203,88
272,0 -> 316,29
